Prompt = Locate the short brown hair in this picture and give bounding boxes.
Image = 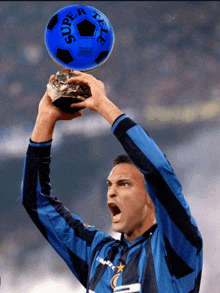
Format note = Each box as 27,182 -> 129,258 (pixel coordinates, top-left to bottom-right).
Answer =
112,154 -> 132,166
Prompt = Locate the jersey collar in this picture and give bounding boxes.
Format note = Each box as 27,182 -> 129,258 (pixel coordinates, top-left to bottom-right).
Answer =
120,224 -> 158,247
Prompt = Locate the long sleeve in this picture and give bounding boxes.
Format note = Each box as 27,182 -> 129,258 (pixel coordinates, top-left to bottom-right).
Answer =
21,140 -> 111,288
112,114 -> 203,289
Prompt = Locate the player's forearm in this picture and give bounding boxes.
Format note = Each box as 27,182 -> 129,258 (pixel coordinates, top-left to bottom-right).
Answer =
31,113 -> 57,143
95,98 -> 123,126
67,72 -> 123,124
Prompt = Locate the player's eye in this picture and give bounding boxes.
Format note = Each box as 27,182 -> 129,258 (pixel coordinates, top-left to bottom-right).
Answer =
107,181 -> 112,187
120,181 -> 129,187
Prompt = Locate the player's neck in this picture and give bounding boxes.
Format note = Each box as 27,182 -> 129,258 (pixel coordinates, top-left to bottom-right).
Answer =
124,217 -> 157,243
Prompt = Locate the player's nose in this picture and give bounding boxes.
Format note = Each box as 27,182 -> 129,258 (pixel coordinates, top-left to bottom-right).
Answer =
107,184 -> 117,199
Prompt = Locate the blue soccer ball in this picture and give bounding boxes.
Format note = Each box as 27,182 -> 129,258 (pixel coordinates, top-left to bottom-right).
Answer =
45,4 -> 114,72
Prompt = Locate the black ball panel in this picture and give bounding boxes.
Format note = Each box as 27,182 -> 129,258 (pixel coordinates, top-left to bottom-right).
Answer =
95,51 -> 109,65
76,19 -> 96,37
47,14 -> 59,30
56,48 -> 74,64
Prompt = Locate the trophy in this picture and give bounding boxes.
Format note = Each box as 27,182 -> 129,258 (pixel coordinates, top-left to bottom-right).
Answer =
47,69 -> 92,114
45,4 -> 114,113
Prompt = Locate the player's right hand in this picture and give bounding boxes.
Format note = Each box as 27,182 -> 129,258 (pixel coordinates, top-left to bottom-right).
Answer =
67,71 -> 123,126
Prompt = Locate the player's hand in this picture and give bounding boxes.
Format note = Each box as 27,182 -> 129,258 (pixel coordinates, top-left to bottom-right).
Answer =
38,75 -> 83,122
67,71 -> 108,113
68,71 -> 123,125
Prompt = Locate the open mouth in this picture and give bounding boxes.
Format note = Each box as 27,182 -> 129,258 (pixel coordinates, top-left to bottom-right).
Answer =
108,203 -> 122,222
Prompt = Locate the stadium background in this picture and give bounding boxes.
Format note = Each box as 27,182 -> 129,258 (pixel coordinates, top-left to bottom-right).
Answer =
1,1 -> 220,292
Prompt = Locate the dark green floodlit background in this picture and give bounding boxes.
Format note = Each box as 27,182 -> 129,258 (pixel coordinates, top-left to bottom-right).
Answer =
1,1 -> 220,292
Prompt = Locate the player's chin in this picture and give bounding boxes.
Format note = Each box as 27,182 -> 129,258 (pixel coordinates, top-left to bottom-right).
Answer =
111,222 -> 126,234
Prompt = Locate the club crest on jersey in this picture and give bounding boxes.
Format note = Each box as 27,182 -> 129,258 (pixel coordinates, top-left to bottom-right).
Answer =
110,262 -> 125,290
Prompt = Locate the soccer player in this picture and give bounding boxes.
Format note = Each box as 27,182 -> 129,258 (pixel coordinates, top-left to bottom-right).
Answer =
21,71 -> 203,293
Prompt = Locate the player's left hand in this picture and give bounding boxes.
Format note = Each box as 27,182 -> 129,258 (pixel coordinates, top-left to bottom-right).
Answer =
67,71 -> 108,113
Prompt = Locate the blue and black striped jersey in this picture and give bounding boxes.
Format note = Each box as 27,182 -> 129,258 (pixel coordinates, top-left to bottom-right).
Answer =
21,114 -> 203,293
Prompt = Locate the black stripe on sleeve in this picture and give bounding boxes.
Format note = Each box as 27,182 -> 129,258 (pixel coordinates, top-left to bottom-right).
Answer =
164,235 -> 194,279
47,196 -> 98,246
114,117 -> 137,138
67,247 -> 88,288
27,143 -> 52,158
112,113 -> 126,127
22,156 -> 50,241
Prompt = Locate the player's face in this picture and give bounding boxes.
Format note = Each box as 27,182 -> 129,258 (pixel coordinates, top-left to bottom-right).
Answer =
107,163 -> 156,242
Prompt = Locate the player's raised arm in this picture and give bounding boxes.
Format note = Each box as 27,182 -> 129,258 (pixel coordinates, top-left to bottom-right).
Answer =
69,72 -> 202,288
31,75 -> 83,143
21,75 -> 112,286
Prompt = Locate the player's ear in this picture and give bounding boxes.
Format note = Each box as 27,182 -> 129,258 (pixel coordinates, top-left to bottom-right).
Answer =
146,193 -> 155,209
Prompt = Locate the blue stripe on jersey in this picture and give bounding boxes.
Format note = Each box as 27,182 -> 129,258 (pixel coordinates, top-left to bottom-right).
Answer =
36,175 -> 113,271
67,247 -> 88,287
46,194 -> 98,247
21,155 -> 27,203
126,125 -> 181,194
189,270 -> 202,293
35,174 -> 116,287
45,194 -> 113,252
156,200 -> 198,269
163,235 -> 194,279
177,272 -> 197,293
150,230 -> 176,293
36,177 -> 78,275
